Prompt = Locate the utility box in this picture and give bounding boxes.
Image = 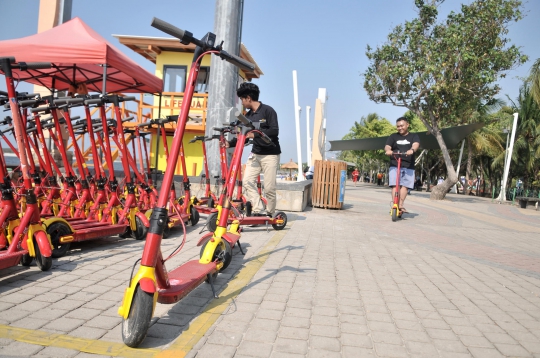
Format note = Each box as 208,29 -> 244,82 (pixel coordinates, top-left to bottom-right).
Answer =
311,160 -> 347,209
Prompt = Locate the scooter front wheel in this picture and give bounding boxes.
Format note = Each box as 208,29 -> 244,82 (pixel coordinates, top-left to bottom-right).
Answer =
189,207 -> 200,226
132,216 -> 148,241
34,238 -> 52,271
122,285 -> 154,348
206,212 -> 218,232
391,208 -> 398,222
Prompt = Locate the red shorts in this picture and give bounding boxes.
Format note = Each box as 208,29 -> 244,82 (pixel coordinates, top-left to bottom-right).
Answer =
352,176 -> 358,182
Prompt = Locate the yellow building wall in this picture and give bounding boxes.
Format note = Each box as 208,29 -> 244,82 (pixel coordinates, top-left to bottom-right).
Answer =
149,51 -> 247,178
149,130 -> 205,176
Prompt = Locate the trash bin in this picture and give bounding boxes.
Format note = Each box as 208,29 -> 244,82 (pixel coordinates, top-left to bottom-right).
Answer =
311,160 -> 347,209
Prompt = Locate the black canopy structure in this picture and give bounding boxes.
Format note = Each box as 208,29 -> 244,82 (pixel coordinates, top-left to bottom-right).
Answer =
328,122 -> 485,152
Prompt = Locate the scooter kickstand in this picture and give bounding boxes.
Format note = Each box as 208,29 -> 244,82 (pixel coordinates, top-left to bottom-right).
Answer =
237,240 -> 245,255
208,272 -> 219,299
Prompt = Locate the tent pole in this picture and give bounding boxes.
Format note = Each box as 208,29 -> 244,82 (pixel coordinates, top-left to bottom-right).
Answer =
102,64 -> 107,94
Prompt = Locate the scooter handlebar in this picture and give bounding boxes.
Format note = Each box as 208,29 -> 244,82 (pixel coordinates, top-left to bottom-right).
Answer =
84,98 -> 102,105
189,135 -> 205,143
54,97 -> 85,105
138,121 -> 154,127
219,50 -> 255,72
234,110 -> 254,129
118,96 -> 135,102
122,116 -> 134,123
30,106 -> 50,113
72,123 -> 86,130
151,17 -> 186,42
18,99 -> 38,107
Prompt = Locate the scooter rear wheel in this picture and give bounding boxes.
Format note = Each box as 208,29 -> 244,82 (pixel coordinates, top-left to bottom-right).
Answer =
391,208 -> 398,222
121,285 -> 154,348
20,253 -> 33,266
47,222 -> 72,258
206,212 -> 218,233
245,201 -> 252,216
34,239 -> 52,271
200,238 -> 232,272
271,212 -> 288,231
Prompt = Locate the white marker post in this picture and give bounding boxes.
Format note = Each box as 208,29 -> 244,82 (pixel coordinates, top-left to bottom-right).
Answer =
292,70 -> 304,181
306,105 -> 311,167
499,113 -> 519,202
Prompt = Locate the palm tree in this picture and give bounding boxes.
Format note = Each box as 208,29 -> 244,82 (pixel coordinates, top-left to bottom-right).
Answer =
506,83 -> 540,191
458,100 -> 506,195
530,58 -> 540,107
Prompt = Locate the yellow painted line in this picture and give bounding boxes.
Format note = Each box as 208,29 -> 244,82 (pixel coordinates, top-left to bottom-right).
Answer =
0,325 -> 160,357
416,198 -> 540,233
156,223 -> 293,358
0,220 -> 293,358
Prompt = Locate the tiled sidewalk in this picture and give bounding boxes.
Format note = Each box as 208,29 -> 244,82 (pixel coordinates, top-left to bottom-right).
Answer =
1,182 -> 539,357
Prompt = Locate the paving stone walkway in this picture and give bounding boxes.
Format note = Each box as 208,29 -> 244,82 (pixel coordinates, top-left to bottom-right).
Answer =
1,182 -> 539,357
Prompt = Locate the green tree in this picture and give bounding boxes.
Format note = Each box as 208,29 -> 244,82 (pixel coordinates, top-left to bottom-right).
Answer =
338,113 -> 395,178
363,0 -> 527,199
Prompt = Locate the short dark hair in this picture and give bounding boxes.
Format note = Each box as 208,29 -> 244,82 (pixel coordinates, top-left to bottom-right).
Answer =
396,116 -> 409,123
237,82 -> 260,101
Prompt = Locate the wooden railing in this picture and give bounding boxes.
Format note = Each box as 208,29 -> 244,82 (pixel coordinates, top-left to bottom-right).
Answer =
69,91 -> 207,166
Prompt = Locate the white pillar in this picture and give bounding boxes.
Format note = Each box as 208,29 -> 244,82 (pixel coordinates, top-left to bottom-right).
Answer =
452,140 -> 465,194
306,106 -> 311,167
292,70 -> 304,181
499,113 -> 519,202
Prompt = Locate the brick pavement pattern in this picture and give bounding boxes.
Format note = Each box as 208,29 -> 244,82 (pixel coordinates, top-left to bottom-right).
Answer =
1,181 -> 540,357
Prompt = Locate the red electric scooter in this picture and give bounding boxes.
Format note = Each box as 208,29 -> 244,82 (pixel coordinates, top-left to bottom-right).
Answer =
118,17 -> 257,347
0,57 -> 56,271
390,152 -> 407,222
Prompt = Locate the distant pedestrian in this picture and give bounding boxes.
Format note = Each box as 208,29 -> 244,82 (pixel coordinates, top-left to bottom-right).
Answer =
352,168 -> 360,186
377,172 -> 383,186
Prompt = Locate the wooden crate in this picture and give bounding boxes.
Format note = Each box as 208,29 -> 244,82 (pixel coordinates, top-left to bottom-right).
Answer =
312,160 -> 347,209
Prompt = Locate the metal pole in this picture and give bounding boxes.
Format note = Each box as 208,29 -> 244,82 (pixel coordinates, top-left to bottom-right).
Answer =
306,105 -> 311,167
206,0 -> 243,178
499,113 -> 519,203
102,64 -> 107,95
452,140 -> 465,194
292,71 -> 303,181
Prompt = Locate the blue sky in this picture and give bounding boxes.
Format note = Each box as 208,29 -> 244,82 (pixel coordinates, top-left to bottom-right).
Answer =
1,0 -> 539,162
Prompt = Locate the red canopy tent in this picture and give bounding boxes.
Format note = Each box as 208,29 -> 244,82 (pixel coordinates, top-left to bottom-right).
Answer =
0,17 -> 162,94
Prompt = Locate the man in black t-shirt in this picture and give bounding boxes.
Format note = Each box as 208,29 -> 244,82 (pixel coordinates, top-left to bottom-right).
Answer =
384,117 -> 420,214
226,83 -> 281,217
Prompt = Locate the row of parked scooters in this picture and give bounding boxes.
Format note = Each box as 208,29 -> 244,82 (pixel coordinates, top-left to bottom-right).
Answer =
0,16 -> 288,348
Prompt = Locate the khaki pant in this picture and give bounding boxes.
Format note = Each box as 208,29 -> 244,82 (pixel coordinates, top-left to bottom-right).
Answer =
243,153 -> 280,215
